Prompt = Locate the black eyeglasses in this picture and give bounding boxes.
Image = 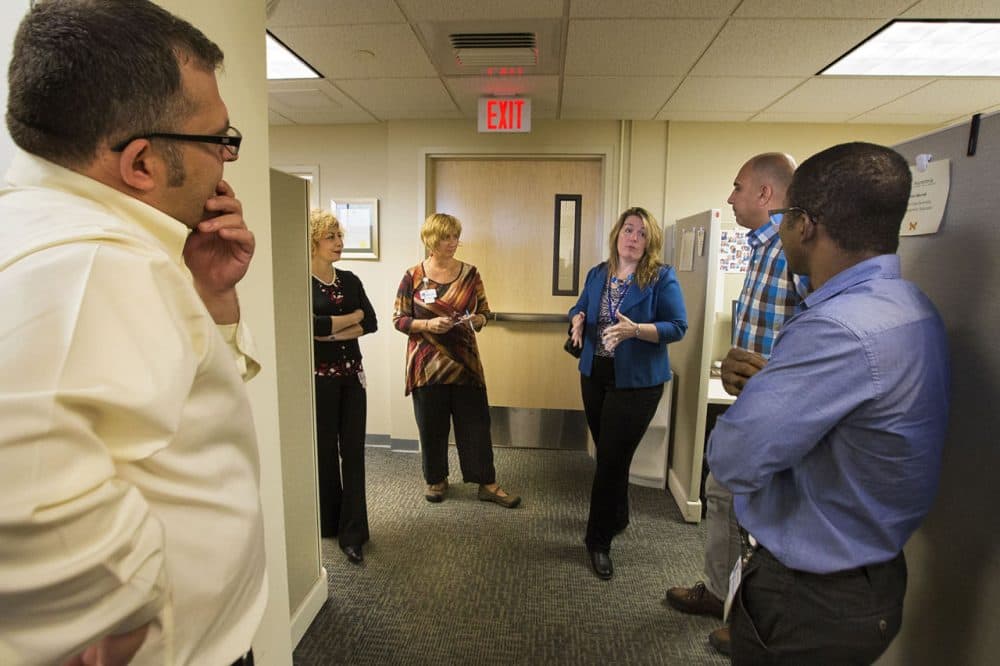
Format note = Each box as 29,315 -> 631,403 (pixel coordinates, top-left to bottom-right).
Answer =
769,206 -> 817,224
111,125 -> 242,157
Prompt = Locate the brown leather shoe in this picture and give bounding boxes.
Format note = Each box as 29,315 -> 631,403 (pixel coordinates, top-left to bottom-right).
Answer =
424,480 -> 448,503
477,484 -> 521,508
708,625 -> 731,656
664,581 -> 724,619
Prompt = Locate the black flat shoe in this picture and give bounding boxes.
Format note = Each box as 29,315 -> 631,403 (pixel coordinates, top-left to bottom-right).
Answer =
341,544 -> 364,564
589,550 -> 613,580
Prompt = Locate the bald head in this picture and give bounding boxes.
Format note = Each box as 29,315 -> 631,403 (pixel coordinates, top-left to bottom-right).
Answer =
728,152 -> 797,230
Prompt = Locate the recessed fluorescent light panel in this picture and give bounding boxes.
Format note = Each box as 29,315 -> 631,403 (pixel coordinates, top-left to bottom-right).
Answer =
266,31 -> 321,80
821,20 -> 1000,76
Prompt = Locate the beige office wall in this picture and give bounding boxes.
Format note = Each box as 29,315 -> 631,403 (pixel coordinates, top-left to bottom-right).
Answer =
161,1 -> 292,663
0,1 -> 30,173
664,122 -> 937,225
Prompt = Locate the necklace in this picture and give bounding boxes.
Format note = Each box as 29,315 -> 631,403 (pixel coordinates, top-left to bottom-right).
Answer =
606,272 -> 633,321
610,273 -> 634,288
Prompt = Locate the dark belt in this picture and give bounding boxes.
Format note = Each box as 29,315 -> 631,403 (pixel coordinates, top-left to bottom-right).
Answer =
231,649 -> 254,666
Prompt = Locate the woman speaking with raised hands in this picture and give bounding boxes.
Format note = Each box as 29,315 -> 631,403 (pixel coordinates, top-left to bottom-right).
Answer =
569,206 -> 687,580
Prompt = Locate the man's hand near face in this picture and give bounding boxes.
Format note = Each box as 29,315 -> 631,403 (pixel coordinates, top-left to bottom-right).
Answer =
183,179 -> 255,324
721,346 -> 767,396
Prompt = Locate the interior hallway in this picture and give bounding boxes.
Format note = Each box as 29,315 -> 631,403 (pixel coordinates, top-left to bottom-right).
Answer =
294,447 -> 728,665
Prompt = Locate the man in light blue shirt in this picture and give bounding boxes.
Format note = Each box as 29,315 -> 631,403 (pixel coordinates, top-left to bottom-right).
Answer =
707,142 -> 950,664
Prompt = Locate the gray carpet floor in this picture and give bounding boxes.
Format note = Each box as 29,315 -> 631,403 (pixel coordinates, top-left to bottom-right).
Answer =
293,446 -> 729,665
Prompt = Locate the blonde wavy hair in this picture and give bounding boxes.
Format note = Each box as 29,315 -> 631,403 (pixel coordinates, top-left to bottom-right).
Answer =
420,213 -> 462,254
309,209 -> 341,256
606,206 -> 664,289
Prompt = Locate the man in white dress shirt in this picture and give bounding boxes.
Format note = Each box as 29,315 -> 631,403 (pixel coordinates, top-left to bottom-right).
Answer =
1,1 -> 265,664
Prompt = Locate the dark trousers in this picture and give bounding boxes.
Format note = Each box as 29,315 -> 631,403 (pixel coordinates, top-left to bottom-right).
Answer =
315,375 -> 369,547
731,547 -> 907,665
581,356 -> 663,553
411,384 -> 496,485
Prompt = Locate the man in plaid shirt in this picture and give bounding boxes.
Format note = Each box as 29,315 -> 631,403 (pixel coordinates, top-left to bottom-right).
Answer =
665,153 -> 804,655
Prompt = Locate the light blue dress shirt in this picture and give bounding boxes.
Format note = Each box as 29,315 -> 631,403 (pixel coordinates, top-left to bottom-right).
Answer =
707,254 -> 950,573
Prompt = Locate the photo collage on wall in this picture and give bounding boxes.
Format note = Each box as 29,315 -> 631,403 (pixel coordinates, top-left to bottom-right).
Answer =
718,229 -> 750,273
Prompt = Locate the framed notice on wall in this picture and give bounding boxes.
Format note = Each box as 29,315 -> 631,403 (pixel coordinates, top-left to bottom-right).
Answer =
331,198 -> 379,260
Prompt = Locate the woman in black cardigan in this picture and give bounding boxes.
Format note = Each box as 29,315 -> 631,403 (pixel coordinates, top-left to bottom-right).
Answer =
310,209 -> 378,564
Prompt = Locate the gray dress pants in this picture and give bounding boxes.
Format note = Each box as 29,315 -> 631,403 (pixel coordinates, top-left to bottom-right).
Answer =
703,471 -> 743,601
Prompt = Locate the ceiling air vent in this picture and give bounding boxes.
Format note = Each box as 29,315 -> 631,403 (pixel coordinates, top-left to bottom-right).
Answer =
449,32 -> 537,67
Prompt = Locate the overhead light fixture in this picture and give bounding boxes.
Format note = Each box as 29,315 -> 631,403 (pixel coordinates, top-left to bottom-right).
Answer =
821,20 -> 1000,76
266,31 -> 321,80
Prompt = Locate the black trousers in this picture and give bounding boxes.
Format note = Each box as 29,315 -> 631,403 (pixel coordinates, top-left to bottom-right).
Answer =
731,546 -> 907,665
315,374 -> 369,547
581,356 -> 663,553
411,384 -> 496,485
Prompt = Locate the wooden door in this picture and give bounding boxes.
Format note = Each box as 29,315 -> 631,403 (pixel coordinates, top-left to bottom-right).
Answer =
431,158 -> 603,410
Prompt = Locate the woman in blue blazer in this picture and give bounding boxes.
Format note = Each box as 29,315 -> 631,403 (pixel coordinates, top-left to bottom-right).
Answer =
569,206 -> 687,579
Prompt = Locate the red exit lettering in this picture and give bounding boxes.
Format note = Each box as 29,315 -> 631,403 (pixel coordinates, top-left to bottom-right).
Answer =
486,99 -> 524,130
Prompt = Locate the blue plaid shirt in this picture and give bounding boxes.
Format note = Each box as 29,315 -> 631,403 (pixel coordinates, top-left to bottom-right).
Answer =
732,215 -> 806,357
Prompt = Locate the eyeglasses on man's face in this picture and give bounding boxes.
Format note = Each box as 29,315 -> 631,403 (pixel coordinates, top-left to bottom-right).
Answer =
769,206 -> 816,224
111,125 -> 242,158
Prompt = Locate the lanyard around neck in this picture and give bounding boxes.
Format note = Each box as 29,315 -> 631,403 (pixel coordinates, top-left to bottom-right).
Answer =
606,272 -> 633,321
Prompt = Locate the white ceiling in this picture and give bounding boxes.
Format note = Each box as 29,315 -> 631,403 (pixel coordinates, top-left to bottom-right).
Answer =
266,0 -> 1000,127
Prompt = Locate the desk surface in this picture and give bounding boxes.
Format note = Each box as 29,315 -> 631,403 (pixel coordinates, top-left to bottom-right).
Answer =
707,377 -> 736,405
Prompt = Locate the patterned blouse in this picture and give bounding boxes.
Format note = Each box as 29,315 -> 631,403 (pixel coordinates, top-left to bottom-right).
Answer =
596,274 -> 633,358
392,261 -> 492,395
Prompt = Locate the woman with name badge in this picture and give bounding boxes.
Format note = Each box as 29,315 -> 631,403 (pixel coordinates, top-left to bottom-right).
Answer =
392,213 -> 521,508
310,210 -> 378,564
568,206 -> 687,580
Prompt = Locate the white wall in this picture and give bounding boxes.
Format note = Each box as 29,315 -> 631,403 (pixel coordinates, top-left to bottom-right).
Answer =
0,1 -> 30,173
159,1 -> 292,663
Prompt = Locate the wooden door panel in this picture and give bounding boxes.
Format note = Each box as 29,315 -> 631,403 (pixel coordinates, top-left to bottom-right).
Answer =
432,158 -> 603,409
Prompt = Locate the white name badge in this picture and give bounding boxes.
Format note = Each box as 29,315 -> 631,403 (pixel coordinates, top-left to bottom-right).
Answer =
724,558 -> 741,623
419,288 -> 437,304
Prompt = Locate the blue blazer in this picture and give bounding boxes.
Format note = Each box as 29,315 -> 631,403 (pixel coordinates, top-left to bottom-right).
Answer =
569,263 -> 687,388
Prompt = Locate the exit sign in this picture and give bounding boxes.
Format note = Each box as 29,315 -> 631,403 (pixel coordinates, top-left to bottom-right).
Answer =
478,97 -> 531,133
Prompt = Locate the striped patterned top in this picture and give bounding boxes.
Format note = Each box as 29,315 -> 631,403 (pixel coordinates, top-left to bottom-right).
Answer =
733,217 -> 807,358
393,261 -> 492,395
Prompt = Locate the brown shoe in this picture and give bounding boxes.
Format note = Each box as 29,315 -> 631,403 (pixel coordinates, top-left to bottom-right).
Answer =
665,581 -> 724,619
424,480 -> 448,503
478,484 -> 521,508
708,625 -> 731,656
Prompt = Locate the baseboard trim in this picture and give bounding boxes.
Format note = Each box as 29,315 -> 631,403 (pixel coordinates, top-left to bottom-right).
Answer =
390,438 -> 419,452
668,468 -> 702,524
290,567 -> 328,648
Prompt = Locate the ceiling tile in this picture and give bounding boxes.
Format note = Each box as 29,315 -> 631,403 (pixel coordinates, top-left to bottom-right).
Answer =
903,0 -> 1000,19
691,18 -> 885,76
269,88 -> 342,111
446,76 -> 559,118
562,76 -> 681,119
267,0 -> 405,27
873,78 -> 1000,115
764,77 -> 933,113
661,76 -> 804,112
752,111 -> 856,123
336,78 -> 460,119
847,111 -> 963,124
735,0 -> 912,18
570,0 -> 739,18
272,24 -> 436,79
268,109 -> 294,125
396,0 -> 564,21
657,110 -> 755,121
566,19 -> 724,76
